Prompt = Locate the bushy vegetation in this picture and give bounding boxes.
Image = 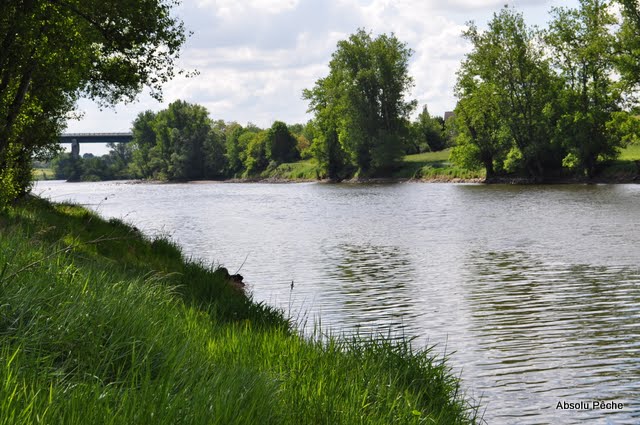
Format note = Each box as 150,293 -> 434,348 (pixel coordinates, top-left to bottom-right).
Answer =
0,197 -> 479,424
452,1 -> 640,181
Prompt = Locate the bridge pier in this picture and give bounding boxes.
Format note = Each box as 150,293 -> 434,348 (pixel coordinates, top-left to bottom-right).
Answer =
71,139 -> 80,158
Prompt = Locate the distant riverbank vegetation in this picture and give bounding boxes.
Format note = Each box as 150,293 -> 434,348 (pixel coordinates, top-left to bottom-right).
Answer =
40,1 -> 640,185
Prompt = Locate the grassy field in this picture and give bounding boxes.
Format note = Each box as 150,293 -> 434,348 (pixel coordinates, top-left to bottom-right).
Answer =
395,149 -> 485,180
31,167 -> 56,180
397,144 -> 640,181
618,143 -> 640,160
598,143 -> 640,180
0,196 -> 479,424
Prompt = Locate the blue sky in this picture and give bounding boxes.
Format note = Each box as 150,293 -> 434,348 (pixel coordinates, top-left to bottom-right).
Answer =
68,0 -> 578,154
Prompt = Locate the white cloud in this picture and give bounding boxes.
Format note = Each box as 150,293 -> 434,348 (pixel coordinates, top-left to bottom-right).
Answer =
197,0 -> 300,18
66,0 -> 578,141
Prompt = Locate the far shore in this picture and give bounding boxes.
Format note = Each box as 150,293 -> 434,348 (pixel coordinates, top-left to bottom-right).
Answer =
38,174 -> 639,185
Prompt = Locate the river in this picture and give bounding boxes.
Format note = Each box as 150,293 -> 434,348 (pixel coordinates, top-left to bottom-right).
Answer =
34,180 -> 640,425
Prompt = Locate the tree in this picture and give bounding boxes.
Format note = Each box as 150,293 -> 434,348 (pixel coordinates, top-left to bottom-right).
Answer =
546,0 -> 622,177
451,83 -> 511,178
455,7 -> 561,180
617,1 -> 640,89
266,121 -> 299,164
203,127 -> 227,179
409,106 -> 447,154
130,111 -> 158,178
0,0 -> 188,205
162,100 -> 212,180
224,123 -> 246,176
243,131 -> 269,176
129,101 -> 230,181
304,75 -> 349,180
105,142 -> 134,179
304,29 -> 416,177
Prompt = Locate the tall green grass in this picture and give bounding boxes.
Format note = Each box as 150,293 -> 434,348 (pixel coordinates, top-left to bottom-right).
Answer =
0,196 -> 479,424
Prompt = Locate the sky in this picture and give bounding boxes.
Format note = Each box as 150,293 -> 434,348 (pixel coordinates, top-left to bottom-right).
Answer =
67,0 -> 579,155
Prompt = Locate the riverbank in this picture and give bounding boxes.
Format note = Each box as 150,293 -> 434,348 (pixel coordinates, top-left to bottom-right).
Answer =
37,144 -> 640,184
0,196 -> 479,424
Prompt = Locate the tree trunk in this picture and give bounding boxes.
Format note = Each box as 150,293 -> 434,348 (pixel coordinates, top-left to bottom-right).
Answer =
0,51 -> 38,154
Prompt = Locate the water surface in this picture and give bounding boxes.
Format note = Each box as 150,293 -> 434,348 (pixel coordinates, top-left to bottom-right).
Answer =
34,181 -> 640,424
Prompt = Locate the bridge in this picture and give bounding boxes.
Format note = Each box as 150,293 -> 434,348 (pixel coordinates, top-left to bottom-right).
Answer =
59,133 -> 133,157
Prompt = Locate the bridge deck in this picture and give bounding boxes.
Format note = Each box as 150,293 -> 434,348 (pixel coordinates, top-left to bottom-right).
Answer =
59,133 -> 133,144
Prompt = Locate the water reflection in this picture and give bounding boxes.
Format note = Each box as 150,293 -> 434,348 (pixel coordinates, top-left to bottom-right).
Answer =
322,243 -> 420,334
462,250 -> 640,424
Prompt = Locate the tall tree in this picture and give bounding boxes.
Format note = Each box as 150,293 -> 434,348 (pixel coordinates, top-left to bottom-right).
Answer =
451,82 -> 510,178
456,7 -> 561,180
616,1 -> 640,94
546,0 -> 622,177
304,29 -> 416,177
0,0 -> 187,205
130,111 -> 158,178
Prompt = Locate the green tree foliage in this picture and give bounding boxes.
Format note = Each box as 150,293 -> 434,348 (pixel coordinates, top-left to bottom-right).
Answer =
224,123 -> 246,176
266,121 -> 299,164
617,0 -> 640,89
130,111 -> 158,178
408,106 -> 447,154
453,7 -> 562,179
204,125 -> 228,179
52,146 -> 134,182
0,0 -> 188,206
105,142 -> 134,179
452,3 -> 640,180
304,29 -> 416,178
451,83 -> 511,178
294,121 -> 315,159
130,100 -> 227,180
243,131 -> 269,176
546,0 -> 623,177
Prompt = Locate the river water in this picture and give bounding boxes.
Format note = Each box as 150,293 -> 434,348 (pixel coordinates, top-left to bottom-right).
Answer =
34,180 -> 640,424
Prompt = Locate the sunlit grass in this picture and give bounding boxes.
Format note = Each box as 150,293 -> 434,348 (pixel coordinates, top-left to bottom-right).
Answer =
618,143 -> 640,161
31,168 -> 56,180
396,149 -> 485,180
0,196 -> 479,424
403,149 -> 453,163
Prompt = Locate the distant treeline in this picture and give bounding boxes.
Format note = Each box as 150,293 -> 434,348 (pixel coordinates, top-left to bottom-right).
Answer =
52,100 -> 449,182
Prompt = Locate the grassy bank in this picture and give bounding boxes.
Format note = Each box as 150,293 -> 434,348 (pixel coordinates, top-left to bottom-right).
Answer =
31,167 -> 55,181
395,150 -> 485,181
0,197 -> 478,424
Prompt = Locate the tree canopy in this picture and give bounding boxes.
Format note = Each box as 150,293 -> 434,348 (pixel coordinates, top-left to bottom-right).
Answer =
304,29 -> 416,179
451,2 -> 639,180
0,0 -> 188,205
